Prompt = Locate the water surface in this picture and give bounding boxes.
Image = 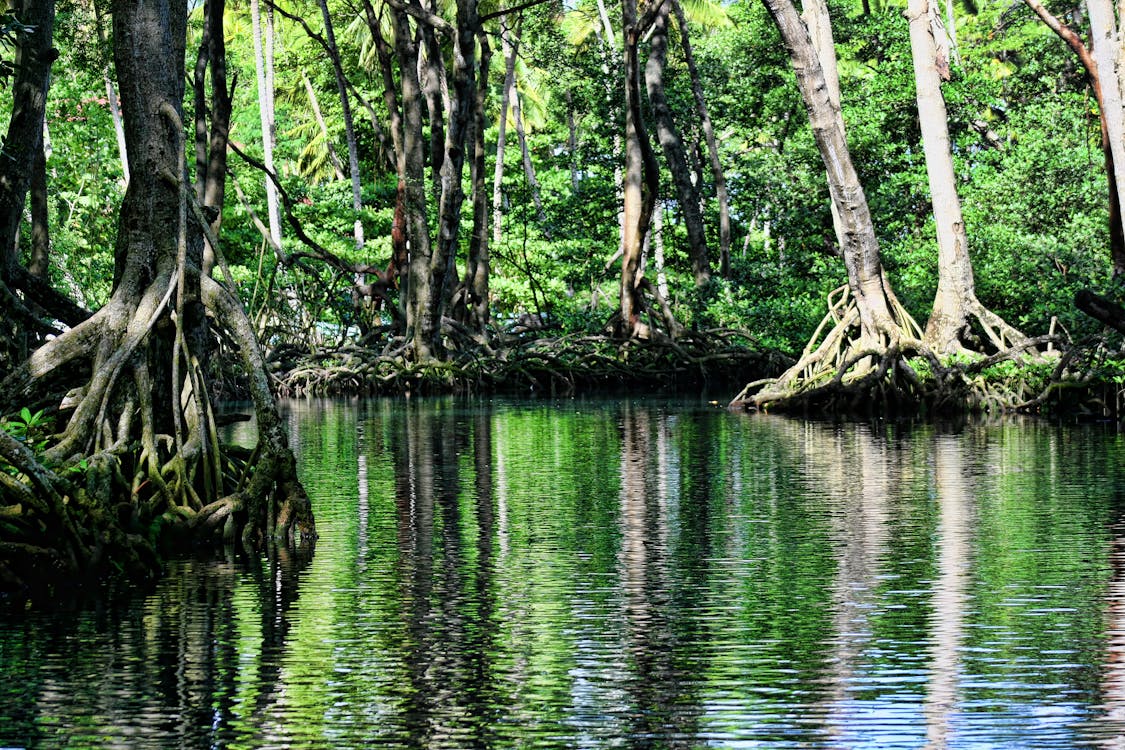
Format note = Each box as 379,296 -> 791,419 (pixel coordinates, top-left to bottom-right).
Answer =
3,398 -> 1125,748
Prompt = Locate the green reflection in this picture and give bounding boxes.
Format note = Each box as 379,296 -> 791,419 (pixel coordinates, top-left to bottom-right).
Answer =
2,402 -> 1125,748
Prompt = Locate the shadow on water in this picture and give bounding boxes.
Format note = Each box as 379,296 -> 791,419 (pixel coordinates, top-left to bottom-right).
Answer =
4,398 -> 1125,748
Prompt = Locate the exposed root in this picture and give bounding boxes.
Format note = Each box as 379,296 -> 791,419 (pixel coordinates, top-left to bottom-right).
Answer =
730,285 -> 929,410
730,284 -> 1073,414
272,325 -> 784,397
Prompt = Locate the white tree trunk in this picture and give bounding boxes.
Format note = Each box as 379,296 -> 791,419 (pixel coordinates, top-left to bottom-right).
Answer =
1087,0 -> 1125,250
907,0 -> 976,353
251,0 -> 281,246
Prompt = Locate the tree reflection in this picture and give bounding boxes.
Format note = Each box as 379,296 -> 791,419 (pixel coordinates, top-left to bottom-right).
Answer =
386,401 -> 501,748
2,546 -> 312,748
616,403 -> 704,747
923,435 -> 972,748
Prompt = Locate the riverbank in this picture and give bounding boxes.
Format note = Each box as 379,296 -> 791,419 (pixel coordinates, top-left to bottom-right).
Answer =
265,330 -> 1125,420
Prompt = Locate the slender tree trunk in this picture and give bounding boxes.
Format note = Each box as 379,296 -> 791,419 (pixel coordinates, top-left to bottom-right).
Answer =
421,21 -> 447,194
672,0 -> 731,276
619,0 -> 660,338
1087,0 -> 1125,261
251,0 -> 282,246
200,0 -> 232,278
492,16 -> 518,247
301,71 -> 347,180
93,0 -> 129,185
430,0 -> 479,341
763,0 -> 897,342
511,86 -> 549,235
1024,0 -> 1125,275
317,0 -> 365,251
364,1 -> 410,328
908,0 -> 1024,354
29,144 -> 49,280
0,0 -> 56,271
464,32 -> 492,331
645,0 -> 709,286
393,6 -> 437,360
907,0 -> 976,353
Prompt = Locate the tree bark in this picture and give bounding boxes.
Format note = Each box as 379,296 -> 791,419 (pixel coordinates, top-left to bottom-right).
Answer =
1024,0 -> 1125,275
618,0 -> 660,338
317,0 -> 365,252
251,0 -> 282,246
199,0 -> 233,278
672,0 -> 731,277
0,0 -> 56,273
492,16 -> 519,247
29,144 -> 49,280
645,0 -> 709,286
464,31 -> 492,332
392,6 -> 437,360
430,0 -> 479,341
763,0 -> 896,342
908,0 -> 1023,354
1087,0 -> 1125,266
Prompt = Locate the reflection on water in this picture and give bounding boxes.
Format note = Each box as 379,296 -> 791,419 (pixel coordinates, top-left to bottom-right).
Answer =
3,399 -> 1125,748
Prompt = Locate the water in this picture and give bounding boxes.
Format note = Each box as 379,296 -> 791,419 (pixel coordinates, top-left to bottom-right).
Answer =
3,398 -> 1125,748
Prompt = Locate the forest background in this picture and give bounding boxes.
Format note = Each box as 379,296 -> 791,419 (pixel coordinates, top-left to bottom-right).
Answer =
16,0 -> 1123,392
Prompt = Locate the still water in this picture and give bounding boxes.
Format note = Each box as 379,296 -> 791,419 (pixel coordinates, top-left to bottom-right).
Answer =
3,398 -> 1125,748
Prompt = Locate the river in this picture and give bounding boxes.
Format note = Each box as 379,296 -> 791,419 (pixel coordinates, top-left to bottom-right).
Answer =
3,397 -> 1125,748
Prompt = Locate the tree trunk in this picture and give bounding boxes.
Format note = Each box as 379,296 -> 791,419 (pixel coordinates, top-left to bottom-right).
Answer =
421,19 -> 447,195
511,85 -> 549,235
301,70 -> 347,181
672,0 -> 731,277
763,0 -> 896,342
0,0 -> 56,272
393,6 -> 437,361
0,0 -> 314,591
251,0 -> 282,246
430,0 -> 479,340
1024,0 -> 1125,275
199,0 -> 233,278
463,31 -> 492,332
29,144 -> 49,280
644,0 -> 709,286
618,0 -> 660,338
908,0 -> 971,353
317,0 -> 365,252
908,0 -> 1024,354
492,16 -> 518,247
1087,0 -> 1125,260
93,0 -> 129,185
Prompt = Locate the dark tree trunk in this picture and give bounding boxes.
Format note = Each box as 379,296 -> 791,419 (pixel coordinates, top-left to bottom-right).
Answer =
0,0 -> 314,592
430,0 -> 479,343
618,0 -> 661,338
463,31 -> 493,332
29,144 -> 49,280
672,0 -> 731,277
392,6 -> 438,360
317,0 -> 365,252
198,0 -> 233,278
0,0 -> 56,274
645,0 -> 710,286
